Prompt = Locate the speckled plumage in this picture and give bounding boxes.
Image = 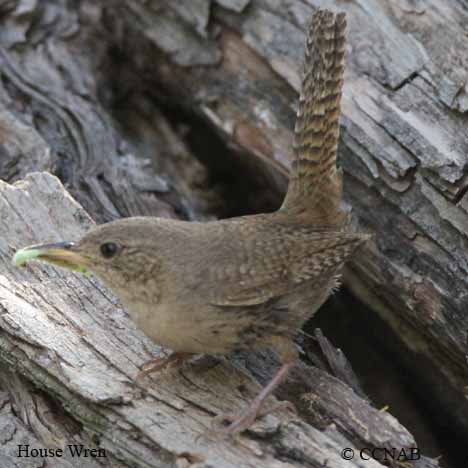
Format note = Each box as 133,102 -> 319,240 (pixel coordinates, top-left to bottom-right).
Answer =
14,9 -> 368,434
76,213 -> 364,357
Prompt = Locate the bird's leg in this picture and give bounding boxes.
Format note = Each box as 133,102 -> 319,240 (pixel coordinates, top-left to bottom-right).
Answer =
137,352 -> 193,381
217,360 -> 296,434
216,338 -> 298,434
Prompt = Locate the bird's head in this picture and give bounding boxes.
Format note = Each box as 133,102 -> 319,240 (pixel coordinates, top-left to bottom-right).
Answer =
12,218 -> 167,291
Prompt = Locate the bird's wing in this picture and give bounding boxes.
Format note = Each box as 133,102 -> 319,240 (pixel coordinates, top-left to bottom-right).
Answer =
208,229 -> 363,307
281,10 -> 347,226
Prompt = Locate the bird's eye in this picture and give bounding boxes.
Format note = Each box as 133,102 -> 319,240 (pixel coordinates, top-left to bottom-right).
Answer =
100,242 -> 118,259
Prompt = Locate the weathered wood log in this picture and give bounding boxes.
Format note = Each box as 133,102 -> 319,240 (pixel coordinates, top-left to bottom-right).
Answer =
0,172 -> 420,466
0,0 -> 463,465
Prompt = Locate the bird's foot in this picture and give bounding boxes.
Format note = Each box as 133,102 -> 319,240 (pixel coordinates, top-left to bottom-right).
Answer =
213,400 -> 296,435
136,352 -> 192,383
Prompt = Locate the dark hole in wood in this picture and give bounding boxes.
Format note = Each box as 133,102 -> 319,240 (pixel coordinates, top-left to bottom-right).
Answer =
311,289 -> 465,468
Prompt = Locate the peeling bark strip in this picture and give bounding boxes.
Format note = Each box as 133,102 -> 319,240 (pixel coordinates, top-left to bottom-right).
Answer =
0,0 -> 463,465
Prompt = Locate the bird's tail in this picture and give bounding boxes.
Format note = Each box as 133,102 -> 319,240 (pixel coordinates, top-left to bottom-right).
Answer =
281,10 -> 347,226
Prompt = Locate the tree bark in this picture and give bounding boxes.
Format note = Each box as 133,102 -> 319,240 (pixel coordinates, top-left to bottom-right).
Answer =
0,0 -> 465,466
0,172 -> 421,467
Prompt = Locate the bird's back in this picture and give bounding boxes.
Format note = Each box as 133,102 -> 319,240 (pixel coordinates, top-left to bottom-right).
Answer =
122,214 -> 364,354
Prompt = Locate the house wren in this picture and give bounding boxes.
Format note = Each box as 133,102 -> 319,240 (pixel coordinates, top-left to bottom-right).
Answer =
13,9 -> 368,434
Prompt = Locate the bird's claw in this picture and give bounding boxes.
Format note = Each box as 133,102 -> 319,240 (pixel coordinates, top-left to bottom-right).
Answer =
136,352 -> 191,383
211,399 -> 296,435
269,400 -> 297,416
195,412 -> 254,440
212,410 -> 258,435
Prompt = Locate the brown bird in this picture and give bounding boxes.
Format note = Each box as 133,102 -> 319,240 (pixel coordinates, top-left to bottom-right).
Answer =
13,9 -> 368,434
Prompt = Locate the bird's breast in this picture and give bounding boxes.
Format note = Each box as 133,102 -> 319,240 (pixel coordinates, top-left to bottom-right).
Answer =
121,298 -> 252,355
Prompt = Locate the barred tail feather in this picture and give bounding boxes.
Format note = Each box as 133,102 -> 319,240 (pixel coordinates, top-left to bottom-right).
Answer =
282,10 -> 347,226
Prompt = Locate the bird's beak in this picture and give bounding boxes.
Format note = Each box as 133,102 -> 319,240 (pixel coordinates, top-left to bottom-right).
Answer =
12,241 -> 90,275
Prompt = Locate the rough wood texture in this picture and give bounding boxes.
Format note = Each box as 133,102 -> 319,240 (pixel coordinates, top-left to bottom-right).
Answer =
0,0 -> 217,224
0,0 -> 464,465
108,0 -> 468,442
0,173 -> 418,466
